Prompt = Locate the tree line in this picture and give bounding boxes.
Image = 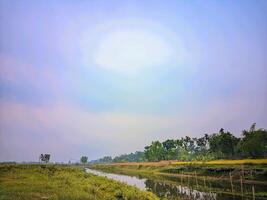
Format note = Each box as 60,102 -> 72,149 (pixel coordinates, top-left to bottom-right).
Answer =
90,123 -> 267,163
89,152 -> 145,164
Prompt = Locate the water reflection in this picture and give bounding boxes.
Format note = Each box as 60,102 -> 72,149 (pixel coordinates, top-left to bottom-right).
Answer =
86,168 -> 266,200
86,168 -> 146,189
145,180 -> 217,200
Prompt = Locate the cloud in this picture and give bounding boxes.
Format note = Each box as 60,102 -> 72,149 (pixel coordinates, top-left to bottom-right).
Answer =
0,54 -> 65,106
0,100 -> 174,162
0,55 -> 60,91
93,29 -> 173,72
1,92 -> 265,162
0,1 -> 266,163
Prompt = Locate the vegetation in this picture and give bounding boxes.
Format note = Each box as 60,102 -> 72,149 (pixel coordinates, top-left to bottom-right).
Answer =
113,151 -> 145,163
91,162 -> 267,200
91,158 -> 267,199
238,124 -> 267,158
0,164 -> 158,200
173,159 -> 267,165
91,158 -> 267,182
80,156 -> 88,164
92,123 -> 267,163
39,154 -> 51,163
90,151 -> 145,163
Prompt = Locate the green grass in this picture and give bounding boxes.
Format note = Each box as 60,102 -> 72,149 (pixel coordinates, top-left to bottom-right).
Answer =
0,164 -> 159,200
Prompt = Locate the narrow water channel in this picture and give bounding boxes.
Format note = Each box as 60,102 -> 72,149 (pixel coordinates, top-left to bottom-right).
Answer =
85,168 -> 267,200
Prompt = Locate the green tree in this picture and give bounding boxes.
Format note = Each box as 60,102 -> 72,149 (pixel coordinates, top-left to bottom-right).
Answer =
178,136 -> 196,160
144,141 -> 165,161
99,156 -> 112,163
39,154 -> 50,163
238,124 -> 267,158
209,129 -> 239,159
162,139 -> 177,160
113,151 -> 145,162
168,139 -> 184,161
196,134 -> 209,153
80,156 -> 88,164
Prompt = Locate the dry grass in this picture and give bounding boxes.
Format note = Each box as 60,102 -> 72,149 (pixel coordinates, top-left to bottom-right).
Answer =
173,159 -> 267,165
109,160 -> 174,167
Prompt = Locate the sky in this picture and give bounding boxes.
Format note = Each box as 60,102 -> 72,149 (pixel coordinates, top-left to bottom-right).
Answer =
0,0 -> 266,162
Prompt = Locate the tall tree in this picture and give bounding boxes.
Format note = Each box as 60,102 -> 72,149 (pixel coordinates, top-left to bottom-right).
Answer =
39,154 -> 50,163
162,139 -> 177,160
144,141 -> 165,161
209,129 -> 239,158
238,124 -> 267,158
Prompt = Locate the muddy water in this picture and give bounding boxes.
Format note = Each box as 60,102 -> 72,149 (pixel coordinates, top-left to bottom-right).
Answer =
86,168 -> 267,200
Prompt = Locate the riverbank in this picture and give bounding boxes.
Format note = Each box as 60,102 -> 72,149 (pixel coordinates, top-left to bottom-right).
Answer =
90,159 -> 267,199
90,159 -> 267,182
0,164 -> 158,200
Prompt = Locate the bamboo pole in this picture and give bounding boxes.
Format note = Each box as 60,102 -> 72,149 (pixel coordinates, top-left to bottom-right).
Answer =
229,172 -> 234,194
195,171 -> 198,188
241,165 -> 245,179
240,175 -> 243,200
252,186 -> 255,200
181,171 -> 183,185
187,174 -> 190,186
209,182 -> 212,194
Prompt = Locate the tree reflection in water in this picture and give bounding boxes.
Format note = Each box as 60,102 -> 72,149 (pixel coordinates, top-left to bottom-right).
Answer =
86,168 -> 264,200
145,179 -> 217,200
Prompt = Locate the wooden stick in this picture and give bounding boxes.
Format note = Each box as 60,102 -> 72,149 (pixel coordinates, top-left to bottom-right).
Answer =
195,171 -> 198,188
240,175 -> 243,200
230,172 -> 234,194
252,186 -> 255,200
187,174 -> 189,186
181,171 -> 183,185
242,165 -> 245,179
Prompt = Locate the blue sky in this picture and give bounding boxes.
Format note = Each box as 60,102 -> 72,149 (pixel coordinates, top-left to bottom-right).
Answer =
0,0 -> 266,162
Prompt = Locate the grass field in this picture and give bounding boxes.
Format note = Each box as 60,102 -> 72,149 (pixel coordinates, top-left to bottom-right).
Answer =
0,164 -> 159,200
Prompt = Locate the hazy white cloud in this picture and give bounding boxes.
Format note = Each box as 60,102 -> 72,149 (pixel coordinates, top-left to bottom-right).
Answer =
77,18 -> 196,75
93,29 -> 173,72
1,93 -> 265,162
0,100 -> 174,161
